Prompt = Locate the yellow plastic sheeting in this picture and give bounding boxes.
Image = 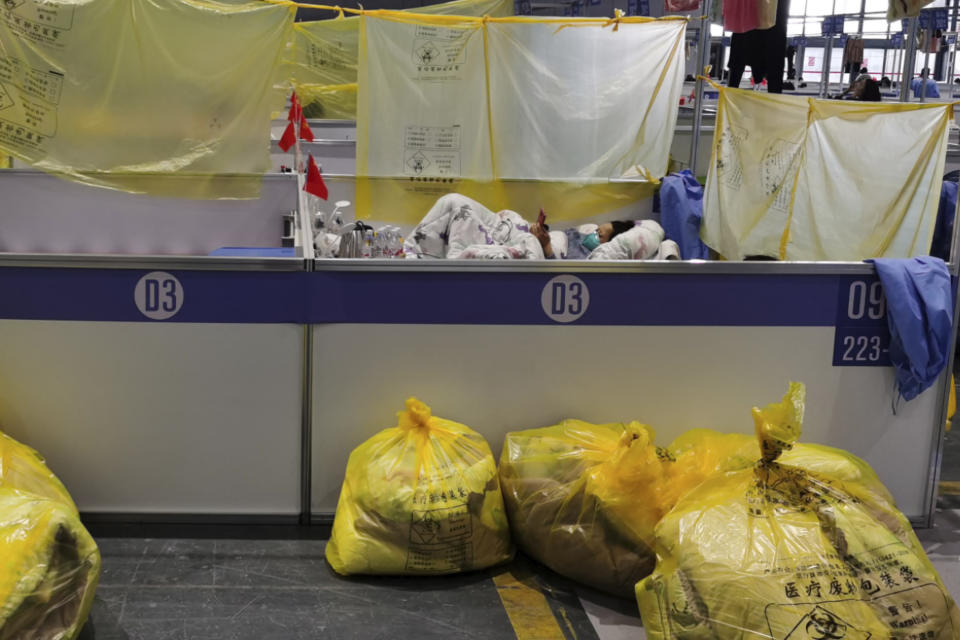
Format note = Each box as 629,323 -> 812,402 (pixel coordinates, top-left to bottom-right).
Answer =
701,89 -> 808,260
636,382 -> 960,640
0,431 -> 99,640
784,100 -> 950,261
0,0 -> 294,198
701,87 -> 952,260
354,176 -> 657,224
358,14 -> 492,180
358,13 -> 685,181
485,19 -> 685,180
291,0 -> 512,120
499,420 -> 760,598
325,398 -> 513,575
356,13 -> 684,223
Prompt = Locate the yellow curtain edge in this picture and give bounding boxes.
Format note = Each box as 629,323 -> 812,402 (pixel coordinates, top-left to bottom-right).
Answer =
260,1 -> 688,24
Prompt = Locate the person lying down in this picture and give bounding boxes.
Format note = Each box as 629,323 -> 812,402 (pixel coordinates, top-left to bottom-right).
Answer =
403,194 -> 679,261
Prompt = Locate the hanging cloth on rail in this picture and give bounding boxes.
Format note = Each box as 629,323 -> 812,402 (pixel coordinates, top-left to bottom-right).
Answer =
702,88 -> 952,261
870,257 -> 953,402
289,0 -> 513,120
723,0 -> 778,33
0,0 -> 295,198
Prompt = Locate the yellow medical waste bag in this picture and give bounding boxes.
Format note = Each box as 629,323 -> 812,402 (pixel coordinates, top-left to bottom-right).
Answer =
326,398 -> 513,575
0,430 -> 100,640
291,0 -> 512,120
701,88 -> 808,260
636,382 -> 960,640
499,420 -> 759,597
783,100 -> 951,261
0,0 -> 294,198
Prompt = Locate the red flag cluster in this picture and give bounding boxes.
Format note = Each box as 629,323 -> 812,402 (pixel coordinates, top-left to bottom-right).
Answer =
279,91 -> 313,151
279,91 -> 327,200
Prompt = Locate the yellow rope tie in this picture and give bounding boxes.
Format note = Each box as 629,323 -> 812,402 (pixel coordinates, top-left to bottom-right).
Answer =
602,8 -> 625,31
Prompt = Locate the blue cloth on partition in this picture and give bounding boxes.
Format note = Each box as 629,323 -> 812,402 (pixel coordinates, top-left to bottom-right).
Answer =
871,257 -> 953,401
930,180 -> 957,261
658,170 -> 710,260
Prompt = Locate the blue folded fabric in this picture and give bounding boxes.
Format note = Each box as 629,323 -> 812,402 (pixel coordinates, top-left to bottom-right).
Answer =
659,170 -> 710,260
871,257 -> 954,401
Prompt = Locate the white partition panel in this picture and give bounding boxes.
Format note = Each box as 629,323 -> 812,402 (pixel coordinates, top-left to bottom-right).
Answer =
0,320 -> 303,514
309,264 -> 949,523
0,171 -> 298,256
311,323 -> 939,519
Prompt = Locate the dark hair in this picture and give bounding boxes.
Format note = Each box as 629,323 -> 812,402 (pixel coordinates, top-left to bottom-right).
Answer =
880,76 -> 892,88
859,67 -> 868,74
860,79 -> 881,102
609,221 -> 635,240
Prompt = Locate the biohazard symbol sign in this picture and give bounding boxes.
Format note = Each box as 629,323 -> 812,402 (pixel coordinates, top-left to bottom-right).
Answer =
786,606 -> 871,640
414,42 -> 441,66
409,511 -> 441,544
0,84 -> 13,112
406,151 -> 430,174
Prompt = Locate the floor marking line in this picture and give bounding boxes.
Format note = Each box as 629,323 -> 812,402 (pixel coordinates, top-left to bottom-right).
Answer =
493,570 -> 568,640
940,480 -> 960,495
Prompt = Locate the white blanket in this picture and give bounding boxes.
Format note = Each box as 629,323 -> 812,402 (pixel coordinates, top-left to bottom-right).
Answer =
403,194 -> 544,260
587,220 -> 664,261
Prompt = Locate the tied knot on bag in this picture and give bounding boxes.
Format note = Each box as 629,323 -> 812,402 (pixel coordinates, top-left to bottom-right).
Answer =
618,421 -> 652,449
398,397 -> 432,430
753,382 -> 805,464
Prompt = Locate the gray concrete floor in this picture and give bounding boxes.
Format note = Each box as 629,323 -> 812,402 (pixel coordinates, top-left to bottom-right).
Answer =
78,515 -> 960,640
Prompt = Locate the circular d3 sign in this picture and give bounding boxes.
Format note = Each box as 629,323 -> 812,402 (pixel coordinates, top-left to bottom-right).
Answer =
134,271 -> 184,320
541,275 -> 589,323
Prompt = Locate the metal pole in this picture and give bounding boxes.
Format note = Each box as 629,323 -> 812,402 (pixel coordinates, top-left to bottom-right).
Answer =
882,21 -> 890,77
689,0 -> 713,175
900,16 -> 919,101
921,44 -> 931,103
821,36 -> 834,97
299,323 -> 314,526
920,175 -> 960,527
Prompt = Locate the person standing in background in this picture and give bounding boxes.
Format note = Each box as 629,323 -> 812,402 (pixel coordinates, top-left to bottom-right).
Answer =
912,68 -> 941,98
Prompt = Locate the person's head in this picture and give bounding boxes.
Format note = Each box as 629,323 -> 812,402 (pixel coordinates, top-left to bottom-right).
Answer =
850,76 -> 868,99
880,76 -> 892,88
860,78 -> 881,101
597,221 -> 635,243
921,67 -> 931,78
859,66 -> 868,75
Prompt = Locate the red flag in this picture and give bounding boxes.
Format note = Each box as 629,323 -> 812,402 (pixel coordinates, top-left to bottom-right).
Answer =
304,154 -> 328,200
278,121 -> 297,152
299,116 -> 314,143
287,91 -> 302,124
